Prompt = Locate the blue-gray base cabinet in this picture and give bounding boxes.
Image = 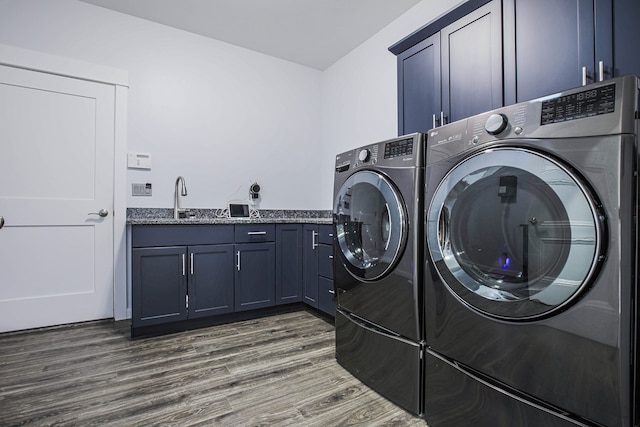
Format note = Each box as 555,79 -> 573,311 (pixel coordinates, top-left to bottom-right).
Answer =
275,224 -> 304,305
132,225 -> 236,330
132,246 -> 189,327
234,225 -> 276,311
130,222 -> 331,338
303,224 -> 335,317
132,243 -> 235,327
190,244 -> 235,318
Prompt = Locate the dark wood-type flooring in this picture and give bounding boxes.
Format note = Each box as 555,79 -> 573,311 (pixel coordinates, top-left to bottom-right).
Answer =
0,310 -> 427,426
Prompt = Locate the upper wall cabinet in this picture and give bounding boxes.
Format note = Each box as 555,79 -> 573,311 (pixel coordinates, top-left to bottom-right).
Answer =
391,0 -> 502,135
396,33 -> 441,135
392,0 -> 640,133
503,0 -> 640,103
503,0 -> 613,104
442,1 -> 503,124
612,0 -> 640,78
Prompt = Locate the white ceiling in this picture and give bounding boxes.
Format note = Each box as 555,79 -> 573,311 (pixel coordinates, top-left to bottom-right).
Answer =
79,0 -> 422,70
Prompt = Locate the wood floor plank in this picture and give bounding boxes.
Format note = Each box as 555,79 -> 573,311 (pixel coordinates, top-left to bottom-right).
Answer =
0,309 -> 427,426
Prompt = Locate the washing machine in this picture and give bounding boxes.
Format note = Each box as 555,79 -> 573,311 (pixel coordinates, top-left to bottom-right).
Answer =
333,133 -> 425,415
423,76 -> 639,427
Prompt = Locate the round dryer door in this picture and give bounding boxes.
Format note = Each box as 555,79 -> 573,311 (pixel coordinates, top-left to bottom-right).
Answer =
427,147 -> 605,320
334,170 -> 407,281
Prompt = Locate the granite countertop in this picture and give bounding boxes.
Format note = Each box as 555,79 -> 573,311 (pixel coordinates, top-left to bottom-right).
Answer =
127,208 -> 333,225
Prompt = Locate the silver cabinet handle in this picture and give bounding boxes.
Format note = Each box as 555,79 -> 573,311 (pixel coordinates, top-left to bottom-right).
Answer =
0,216 -> 4,229
236,251 -> 241,271
329,233 -> 334,237
440,111 -> 447,126
328,255 -> 334,260
247,231 -> 267,235
190,252 -> 194,275
88,209 -> 108,217
182,254 -> 186,276
582,66 -> 588,86
328,289 -> 335,295
312,230 -> 318,249
598,60 -> 605,82
432,114 -> 442,128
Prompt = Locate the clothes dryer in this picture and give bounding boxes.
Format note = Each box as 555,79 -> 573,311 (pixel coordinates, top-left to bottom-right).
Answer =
423,76 -> 639,426
333,133 -> 425,415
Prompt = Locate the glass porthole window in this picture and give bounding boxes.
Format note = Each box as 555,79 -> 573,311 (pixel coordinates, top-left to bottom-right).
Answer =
334,170 -> 407,281
427,148 -> 604,319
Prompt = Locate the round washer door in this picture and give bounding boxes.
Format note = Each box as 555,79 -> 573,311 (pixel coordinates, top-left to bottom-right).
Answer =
427,147 -> 605,320
334,170 -> 407,281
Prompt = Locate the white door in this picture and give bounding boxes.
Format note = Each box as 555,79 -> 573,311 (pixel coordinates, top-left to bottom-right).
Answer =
0,65 -> 115,332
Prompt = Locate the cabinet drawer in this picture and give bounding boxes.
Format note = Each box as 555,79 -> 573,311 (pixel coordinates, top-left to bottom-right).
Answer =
318,224 -> 334,245
132,225 -> 233,247
318,244 -> 334,279
234,224 -> 275,243
318,276 -> 335,317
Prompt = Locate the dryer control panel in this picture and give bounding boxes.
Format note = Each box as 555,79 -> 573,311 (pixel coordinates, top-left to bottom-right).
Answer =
334,133 -> 425,174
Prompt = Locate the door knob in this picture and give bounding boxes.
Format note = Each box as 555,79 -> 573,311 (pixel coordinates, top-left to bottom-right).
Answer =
88,209 -> 109,217
0,216 -> 4,229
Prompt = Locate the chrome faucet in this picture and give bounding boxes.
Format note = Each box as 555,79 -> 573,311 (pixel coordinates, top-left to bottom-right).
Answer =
173,176 -> 188,219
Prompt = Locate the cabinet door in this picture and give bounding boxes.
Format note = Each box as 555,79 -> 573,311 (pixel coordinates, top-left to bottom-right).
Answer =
442,0 -> 502,123
234,243 -> 276,311
613,0 -> 640,77
188,244 -> 234,318
275,224 -> 303,305
131,246 -> 187,327
397,33 -> 441,135
503,0 -> 595,104
303,225 -> 319,308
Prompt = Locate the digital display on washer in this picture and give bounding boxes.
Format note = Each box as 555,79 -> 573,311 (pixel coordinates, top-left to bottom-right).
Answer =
541,83 -> 615,125
384,138 -> 413,159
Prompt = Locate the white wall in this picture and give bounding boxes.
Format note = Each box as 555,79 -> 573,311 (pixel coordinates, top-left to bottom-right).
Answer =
0,0 -> 323,210
0,0 -> 465,213
319,0 -> 464,208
